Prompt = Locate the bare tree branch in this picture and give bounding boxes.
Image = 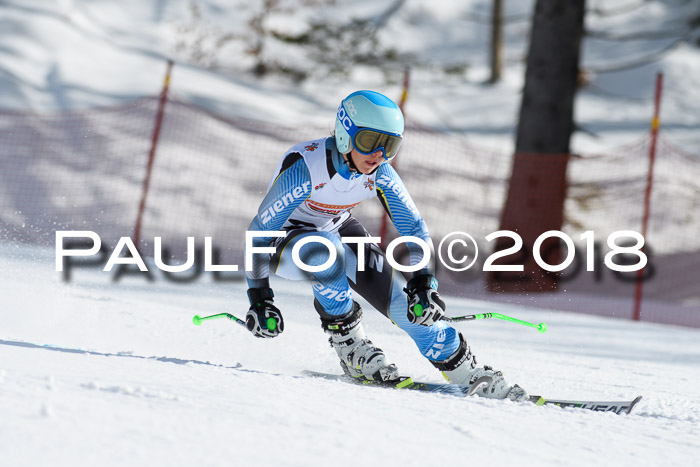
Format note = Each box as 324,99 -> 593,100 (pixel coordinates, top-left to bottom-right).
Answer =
586,27 -> 691,41
460,12 -> 530,24
585,36 -> 685,73
587,0 -> 649,17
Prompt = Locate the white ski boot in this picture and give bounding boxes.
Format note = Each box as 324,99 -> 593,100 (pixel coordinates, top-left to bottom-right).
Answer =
321,301 -> 400,382
432,333 -> 527,401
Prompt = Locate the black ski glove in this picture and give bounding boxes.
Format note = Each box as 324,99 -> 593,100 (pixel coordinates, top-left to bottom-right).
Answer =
246,287 -> 284,338
404,274 -> 446,326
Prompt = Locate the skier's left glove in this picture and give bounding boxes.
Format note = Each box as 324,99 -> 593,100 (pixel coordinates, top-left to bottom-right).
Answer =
246,287 -> 284,338
404,274 -> 446,326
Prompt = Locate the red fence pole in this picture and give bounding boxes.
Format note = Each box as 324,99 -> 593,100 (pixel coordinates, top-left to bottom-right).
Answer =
379,68 -> 410,248
133,59 -> 174,248
633,72 -> 663,321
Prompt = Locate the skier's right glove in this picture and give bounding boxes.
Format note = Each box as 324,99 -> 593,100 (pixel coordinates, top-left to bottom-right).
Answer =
404,274 -> 446,326
246,287 -> 284,338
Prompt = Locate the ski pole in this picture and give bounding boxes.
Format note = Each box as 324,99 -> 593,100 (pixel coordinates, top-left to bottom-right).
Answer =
192,313 -> 246,328
442,312 -> 547,333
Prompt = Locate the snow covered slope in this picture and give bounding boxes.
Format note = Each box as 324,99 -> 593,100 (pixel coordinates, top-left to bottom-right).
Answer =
2,2 -> 700,464
1,245 -> 699,466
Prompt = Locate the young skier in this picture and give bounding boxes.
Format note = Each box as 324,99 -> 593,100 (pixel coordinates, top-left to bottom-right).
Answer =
244,90 -> 526,400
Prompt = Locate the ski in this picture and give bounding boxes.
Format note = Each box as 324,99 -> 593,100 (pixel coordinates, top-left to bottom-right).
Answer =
303,370 -> 642,414
302,370 -> 489,397
527,395 -> 643,415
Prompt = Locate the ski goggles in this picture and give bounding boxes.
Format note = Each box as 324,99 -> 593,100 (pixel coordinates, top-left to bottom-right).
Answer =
338,104 -> 403,161
353,129 -> 403,161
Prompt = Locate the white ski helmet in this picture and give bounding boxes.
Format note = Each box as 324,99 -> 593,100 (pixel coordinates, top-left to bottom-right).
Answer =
334,90 -> 404,160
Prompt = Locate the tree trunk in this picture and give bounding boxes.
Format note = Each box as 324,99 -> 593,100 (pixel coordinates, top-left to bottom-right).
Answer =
488,0 -> 585,293
516,0 -> 586,153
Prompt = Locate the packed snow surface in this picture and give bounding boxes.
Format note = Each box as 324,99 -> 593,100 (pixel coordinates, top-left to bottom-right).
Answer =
1,245 -> 699,466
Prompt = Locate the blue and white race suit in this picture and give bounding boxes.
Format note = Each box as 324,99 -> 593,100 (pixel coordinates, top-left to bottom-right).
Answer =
245,137 -> 460,364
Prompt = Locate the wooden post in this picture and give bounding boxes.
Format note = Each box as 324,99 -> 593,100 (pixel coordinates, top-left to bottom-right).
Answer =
489,0 -> 504,84
379,68 -> 410,248
633,72 -> 663,321
133,60 -> 174,249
